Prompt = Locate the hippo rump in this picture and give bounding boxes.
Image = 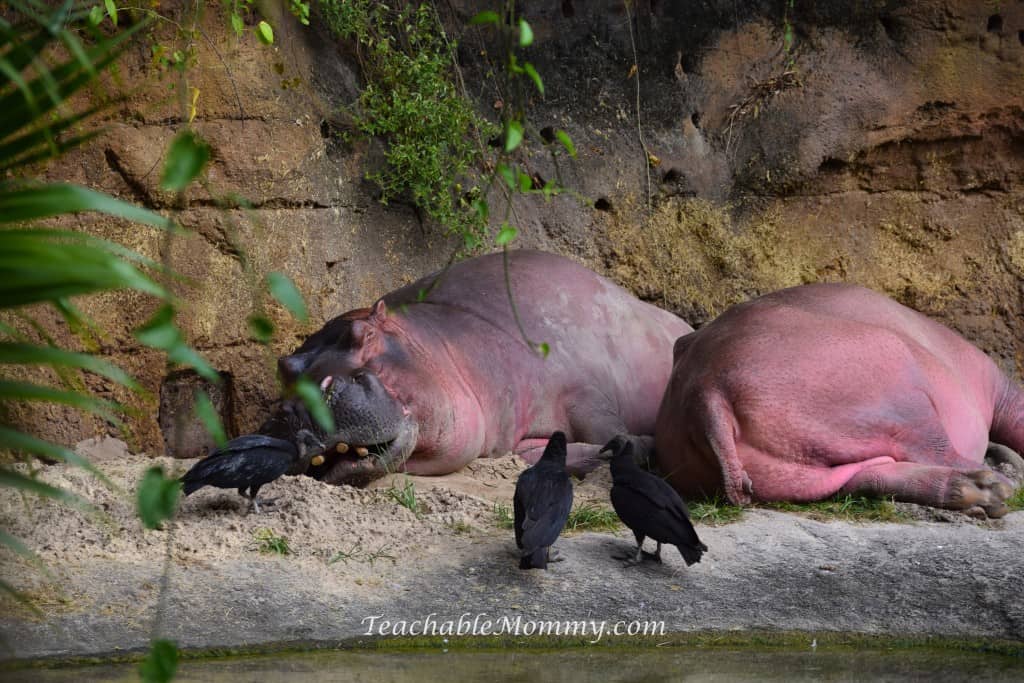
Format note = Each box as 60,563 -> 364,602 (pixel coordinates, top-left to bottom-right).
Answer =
263,250 -> 692,485
646,283 -> 1024,518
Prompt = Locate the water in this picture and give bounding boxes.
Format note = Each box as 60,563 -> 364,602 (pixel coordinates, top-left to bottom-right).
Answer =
6,647 -> 1024,682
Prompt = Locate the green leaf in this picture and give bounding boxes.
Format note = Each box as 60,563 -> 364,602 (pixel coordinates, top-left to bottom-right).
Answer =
0,342 -> 141,391
230,13 -> 244,36
0,184 -> 171,228
469,11 -> 500,25
0,427 -> 115,489
137,466 -> 180,530
496,163 -> 516,190
139,639 -> 179,683
0,382 -> 122,424
295,376 -> 336,434
496,223 -> 517,246
471,199 -> 488,223
194,390 -> 228,448
248,314 -> 274,344
134,305 -> 181,351
104,0 -> 117,26
554,129 -> 576,158
536,342 -> 550,358
166,344 -> 220,383
517,171 -> 533,193
504,120 -> 523,153
257,21 -> 275,45
267,272 -> 308,322
518,19 -> 534,47
160,130 -> 210,192
88,5 -> 103,25
0,468 -> 90,511
522,62 -> 544,95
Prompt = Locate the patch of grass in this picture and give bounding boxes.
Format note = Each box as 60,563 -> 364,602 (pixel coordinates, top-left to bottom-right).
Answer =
689,496 -> 745,526
564,502 -> 621,533
319,0 -> 494,241
386,476 -> 421,516
446,519 -> 473,534
1006,486 -> 1024,512
328,541 -> 395,566
492,502 -> 514,529
252,528 -> 291,555
760,495 -> 908,523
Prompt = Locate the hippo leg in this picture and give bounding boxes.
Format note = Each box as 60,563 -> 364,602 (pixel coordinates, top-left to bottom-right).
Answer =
515,440 -> 607,476
839,462 -> 1013,518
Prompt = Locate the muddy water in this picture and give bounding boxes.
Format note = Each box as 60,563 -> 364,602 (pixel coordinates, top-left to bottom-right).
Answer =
9,647 -> 1024,682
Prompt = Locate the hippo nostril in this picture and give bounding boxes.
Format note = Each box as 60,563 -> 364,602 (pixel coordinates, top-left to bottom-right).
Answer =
278,355 -> 308,383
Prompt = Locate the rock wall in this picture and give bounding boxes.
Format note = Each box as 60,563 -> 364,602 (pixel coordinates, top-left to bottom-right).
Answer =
8,0 -> 1024,455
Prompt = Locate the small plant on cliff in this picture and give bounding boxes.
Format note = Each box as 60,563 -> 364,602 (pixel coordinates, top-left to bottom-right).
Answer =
320,0 -> 494,244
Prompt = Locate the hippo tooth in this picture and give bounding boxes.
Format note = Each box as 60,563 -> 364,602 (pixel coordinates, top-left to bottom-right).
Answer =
319,375 -> 333,392
310,455 -> 325,466
335,442 -> 350,454
355,446 -> 369,457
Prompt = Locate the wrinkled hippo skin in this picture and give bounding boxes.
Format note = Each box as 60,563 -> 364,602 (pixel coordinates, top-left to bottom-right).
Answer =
650,283 -> 1024,518
268,250 -> 692,486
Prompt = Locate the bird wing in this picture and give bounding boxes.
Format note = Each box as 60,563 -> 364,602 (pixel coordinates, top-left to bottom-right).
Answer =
180,444 -> 293,490
517,470 -> 573,552
611,471 -> 702,548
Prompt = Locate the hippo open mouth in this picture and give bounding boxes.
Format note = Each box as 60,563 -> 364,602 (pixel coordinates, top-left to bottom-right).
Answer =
304,372 -> 419,486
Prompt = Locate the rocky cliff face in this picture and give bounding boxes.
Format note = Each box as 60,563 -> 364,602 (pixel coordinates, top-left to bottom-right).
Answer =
10,0 -> 1024,456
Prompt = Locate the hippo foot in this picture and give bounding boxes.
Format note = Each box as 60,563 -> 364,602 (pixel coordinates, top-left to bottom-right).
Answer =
600,434 -> 655,470
950,470 -> 1012,519
985,443 -> 1024,488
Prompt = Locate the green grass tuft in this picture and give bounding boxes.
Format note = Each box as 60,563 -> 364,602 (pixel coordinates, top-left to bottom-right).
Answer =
689,496 -> 745,526
252,528 -> 291,555
492,502 -> 514,529
564,502 -> 621,533
759,494 -> 908,523
1006,486 -> 1024,512
386,476 -> 421,516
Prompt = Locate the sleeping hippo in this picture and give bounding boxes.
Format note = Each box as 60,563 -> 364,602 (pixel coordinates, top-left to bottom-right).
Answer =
645,283 -> 1024,518
260,250 -> 692,485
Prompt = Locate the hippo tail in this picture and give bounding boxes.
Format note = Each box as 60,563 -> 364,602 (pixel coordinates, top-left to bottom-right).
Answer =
992,372 -> 1024,455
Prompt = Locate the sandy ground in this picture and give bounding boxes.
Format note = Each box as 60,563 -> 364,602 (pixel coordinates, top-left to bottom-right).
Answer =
0,437 -> 616,610
3,438 -> 1023,661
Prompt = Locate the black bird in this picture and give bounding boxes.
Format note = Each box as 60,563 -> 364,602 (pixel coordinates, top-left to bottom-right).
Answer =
513,431 -> 574,569
606,436 -> 707,566
181,430 -> 324,513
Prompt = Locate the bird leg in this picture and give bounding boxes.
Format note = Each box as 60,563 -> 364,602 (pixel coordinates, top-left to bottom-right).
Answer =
546,547 -> 566,564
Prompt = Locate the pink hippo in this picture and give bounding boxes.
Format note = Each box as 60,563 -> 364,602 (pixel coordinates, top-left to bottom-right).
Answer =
650,283 -> 1024,518
261,250 -> 691,485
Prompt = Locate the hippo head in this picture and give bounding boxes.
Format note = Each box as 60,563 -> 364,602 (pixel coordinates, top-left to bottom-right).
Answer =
278,300 -> 420,486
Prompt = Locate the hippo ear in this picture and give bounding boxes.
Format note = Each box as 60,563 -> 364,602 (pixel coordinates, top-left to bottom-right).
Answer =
369,300 -> 388,321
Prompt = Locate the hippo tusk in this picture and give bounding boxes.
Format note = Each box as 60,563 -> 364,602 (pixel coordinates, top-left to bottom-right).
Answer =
310,455 -> 325,466
319,375 -> 333,392
355,446 -> 369,457
336,442 -> 350,454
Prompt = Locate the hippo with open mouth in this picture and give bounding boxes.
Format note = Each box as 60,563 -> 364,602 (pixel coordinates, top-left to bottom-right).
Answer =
639,283 -> 1024,518
258,250 -> 692,486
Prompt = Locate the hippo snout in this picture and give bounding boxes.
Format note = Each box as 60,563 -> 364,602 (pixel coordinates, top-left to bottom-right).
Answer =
278,352 -> 313,385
